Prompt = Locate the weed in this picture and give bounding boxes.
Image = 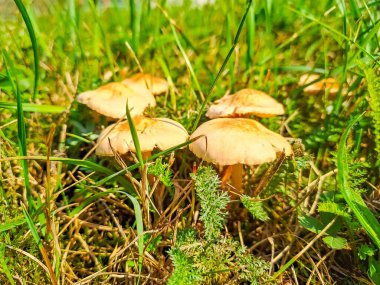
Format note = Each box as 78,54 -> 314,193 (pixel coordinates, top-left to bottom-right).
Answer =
168,167 -> 273,284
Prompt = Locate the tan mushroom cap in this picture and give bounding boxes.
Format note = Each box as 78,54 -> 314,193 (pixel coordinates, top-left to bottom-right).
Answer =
96,116 -> 189,156
189,118 -> 292,166
206,89 -> 285,119
299,74 -> 340,95
77,82 -> 156,119
122,73 -> 169,95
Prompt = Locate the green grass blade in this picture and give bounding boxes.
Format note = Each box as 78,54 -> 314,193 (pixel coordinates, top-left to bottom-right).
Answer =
130,0 -> 142,53
246,1 -> 255,69
359,0 -> 379,45
67,0 -> 85,60
258,22 -> 317,65
68,0 -> 77,45
22,206 -> 58,284
0,217 -> 26,233
225,0 -> 235,89
157,56 -> 176,110
0,102 -> 65,113
125,102 -> 144,169
330,0 -> 348,115
289,7 -> 380,67
0,244 -> 16,285
264,0 -> 273,35
0,129 -> 16,147
155,5 -> 210,75
69,189 -> 116,217
121,191 -> 144,282
337,113 -> 380,249
169,23 -> 205,101
191,0 -> 253,133
2,50 -> 32,210
347,20 -> 380,72
66,133 -> 92,144
22,207 -> 43,249
13,0 -> 39,101
88,0 -> 115,76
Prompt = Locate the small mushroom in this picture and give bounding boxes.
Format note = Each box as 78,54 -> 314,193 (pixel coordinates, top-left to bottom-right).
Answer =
97,116 -> 188,216
206,89 -> 285,119
96,116 -> 188,157
189,118 -> 292,193
299,74 -> 340,96
77,82 -> 156,119
122,73 -> 169,95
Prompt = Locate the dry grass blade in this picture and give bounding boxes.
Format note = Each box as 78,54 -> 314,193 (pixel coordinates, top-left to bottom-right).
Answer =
272,216 -> 338,279
5,244 -> 50,275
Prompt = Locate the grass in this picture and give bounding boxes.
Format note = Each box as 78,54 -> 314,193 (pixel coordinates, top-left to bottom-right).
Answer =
13,0 -> 39,101
0,0 -> 380,284
337,113 -> 380,249
2,50 -> 32,209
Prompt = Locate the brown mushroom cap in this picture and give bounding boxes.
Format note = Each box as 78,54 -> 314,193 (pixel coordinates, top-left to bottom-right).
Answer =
122,73 -> 169,95
96,116 -> 189,156
299,74 -> 340,95
189,118 -> 292,165
77,82 -> 156,119
206,89 -> 285,119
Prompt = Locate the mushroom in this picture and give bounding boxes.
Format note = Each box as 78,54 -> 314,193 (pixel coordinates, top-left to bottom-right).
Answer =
96,116 -> 188,158
299,74 -> 340,96
189,118 -> 292,193
96,116 -> 189,214
77,82 -> 156,119
206,89 -> 285,119
122,73 -> 169,95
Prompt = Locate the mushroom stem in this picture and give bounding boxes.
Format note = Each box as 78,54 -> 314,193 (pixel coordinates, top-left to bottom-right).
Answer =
230,164 -> 243,193
221,165 -> 233,185
142,151 -> 151,161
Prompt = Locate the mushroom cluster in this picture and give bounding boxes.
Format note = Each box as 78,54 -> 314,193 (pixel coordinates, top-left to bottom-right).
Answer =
77,73 -> 189,160
77,73 -> 293,196
189,88 -> 292,193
